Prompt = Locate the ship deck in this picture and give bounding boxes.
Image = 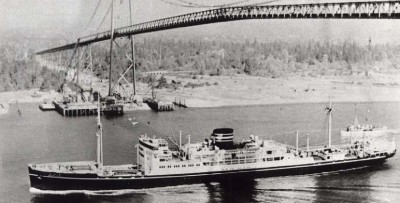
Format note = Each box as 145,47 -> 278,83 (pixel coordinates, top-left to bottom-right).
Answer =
29,161 -> 140,177
29,161 -> 99,174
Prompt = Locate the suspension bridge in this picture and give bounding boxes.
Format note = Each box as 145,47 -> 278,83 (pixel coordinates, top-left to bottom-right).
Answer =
35,0 -> 400,107
37,0 -> 400,55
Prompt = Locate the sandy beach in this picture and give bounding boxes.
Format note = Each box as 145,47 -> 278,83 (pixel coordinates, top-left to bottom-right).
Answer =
1,74 -> 400,117
149,73 -> 400,108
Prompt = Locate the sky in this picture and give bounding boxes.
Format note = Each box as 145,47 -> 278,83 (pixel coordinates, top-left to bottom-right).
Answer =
0,0 -> 81,31
1,0 -> 400,45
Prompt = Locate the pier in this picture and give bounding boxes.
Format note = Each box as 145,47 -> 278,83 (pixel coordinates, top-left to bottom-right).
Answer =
54,101 -> 98,116
143,98 -> 174,112
54,101 -> 123,117
173,97 -> 188,108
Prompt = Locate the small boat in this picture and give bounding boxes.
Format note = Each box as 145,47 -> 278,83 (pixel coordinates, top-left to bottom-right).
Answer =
341,116 -> 388,137
102,96 -> 124,116
39,100 -> 55,111
31,92 -> 42,98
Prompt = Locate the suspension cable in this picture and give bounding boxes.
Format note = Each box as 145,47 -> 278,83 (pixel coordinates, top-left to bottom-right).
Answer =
245,0 -> 282,7
176,0 -> 254,8
157,0 -> 282,8
85,0 -> 103,31
96,1 -> 113,30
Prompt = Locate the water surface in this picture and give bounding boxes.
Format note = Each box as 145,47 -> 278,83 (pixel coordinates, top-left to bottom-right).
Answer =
0,102 -> 399,202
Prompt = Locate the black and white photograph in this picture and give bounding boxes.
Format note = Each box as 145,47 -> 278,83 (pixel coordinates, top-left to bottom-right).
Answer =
0,0 -> 399,202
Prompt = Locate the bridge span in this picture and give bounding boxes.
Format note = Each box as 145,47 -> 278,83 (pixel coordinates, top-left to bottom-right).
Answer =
37,0 -> 400,55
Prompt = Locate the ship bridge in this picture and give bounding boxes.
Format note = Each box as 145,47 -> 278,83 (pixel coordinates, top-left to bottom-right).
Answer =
138,136 -> 169,150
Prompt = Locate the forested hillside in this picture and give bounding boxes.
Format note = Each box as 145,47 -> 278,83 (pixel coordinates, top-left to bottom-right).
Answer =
2,37 -> 400,92
93,38 -> 400,81
0,39 -> 62,92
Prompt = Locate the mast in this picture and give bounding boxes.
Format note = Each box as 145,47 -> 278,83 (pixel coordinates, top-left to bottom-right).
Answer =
96,98 -> 103,166
108,0 -> 115,96
362,131 -> 366,157
89,45 -> 93,88
328,95 -> 332,148
296,130 -> 299,154
354,115 -> 359,126
179,131 -> 182,150
187,135 -> 191,160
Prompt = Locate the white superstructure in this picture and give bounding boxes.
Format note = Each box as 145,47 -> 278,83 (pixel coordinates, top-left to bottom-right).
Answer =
136,128 -> 395,176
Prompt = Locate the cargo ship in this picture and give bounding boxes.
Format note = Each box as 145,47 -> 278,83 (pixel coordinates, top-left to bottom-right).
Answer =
28,101 -> 396,191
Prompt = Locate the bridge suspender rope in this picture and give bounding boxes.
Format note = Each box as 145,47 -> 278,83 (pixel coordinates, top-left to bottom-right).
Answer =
36,1 -> 400,55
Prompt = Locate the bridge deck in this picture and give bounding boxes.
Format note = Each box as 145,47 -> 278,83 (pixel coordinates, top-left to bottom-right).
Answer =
37,1 -> 400,55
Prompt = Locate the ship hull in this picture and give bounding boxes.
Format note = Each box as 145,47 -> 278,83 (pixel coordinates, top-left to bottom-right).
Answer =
29,155 -> 392,191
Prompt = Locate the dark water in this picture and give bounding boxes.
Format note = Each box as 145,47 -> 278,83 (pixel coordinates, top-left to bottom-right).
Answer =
1,102 -> 399,203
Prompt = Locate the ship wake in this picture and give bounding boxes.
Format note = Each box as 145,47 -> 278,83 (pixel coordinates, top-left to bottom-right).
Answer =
29,184 -> 205,196
29,187 -> 145,196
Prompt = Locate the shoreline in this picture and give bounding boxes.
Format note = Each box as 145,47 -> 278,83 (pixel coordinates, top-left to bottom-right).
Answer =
1,75 -> 400,117
155,74 -> 400,109
2,96 -> 400,116
0,88 -> 60,117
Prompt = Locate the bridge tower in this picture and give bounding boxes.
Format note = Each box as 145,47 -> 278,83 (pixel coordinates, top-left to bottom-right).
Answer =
108,0 -> 137,100
36,0 -> 138,103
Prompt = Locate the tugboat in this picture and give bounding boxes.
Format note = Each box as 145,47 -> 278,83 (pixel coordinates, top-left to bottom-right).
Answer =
102,95 -> 124,116
28,100 -> 396,191
39,99 -> 56,111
